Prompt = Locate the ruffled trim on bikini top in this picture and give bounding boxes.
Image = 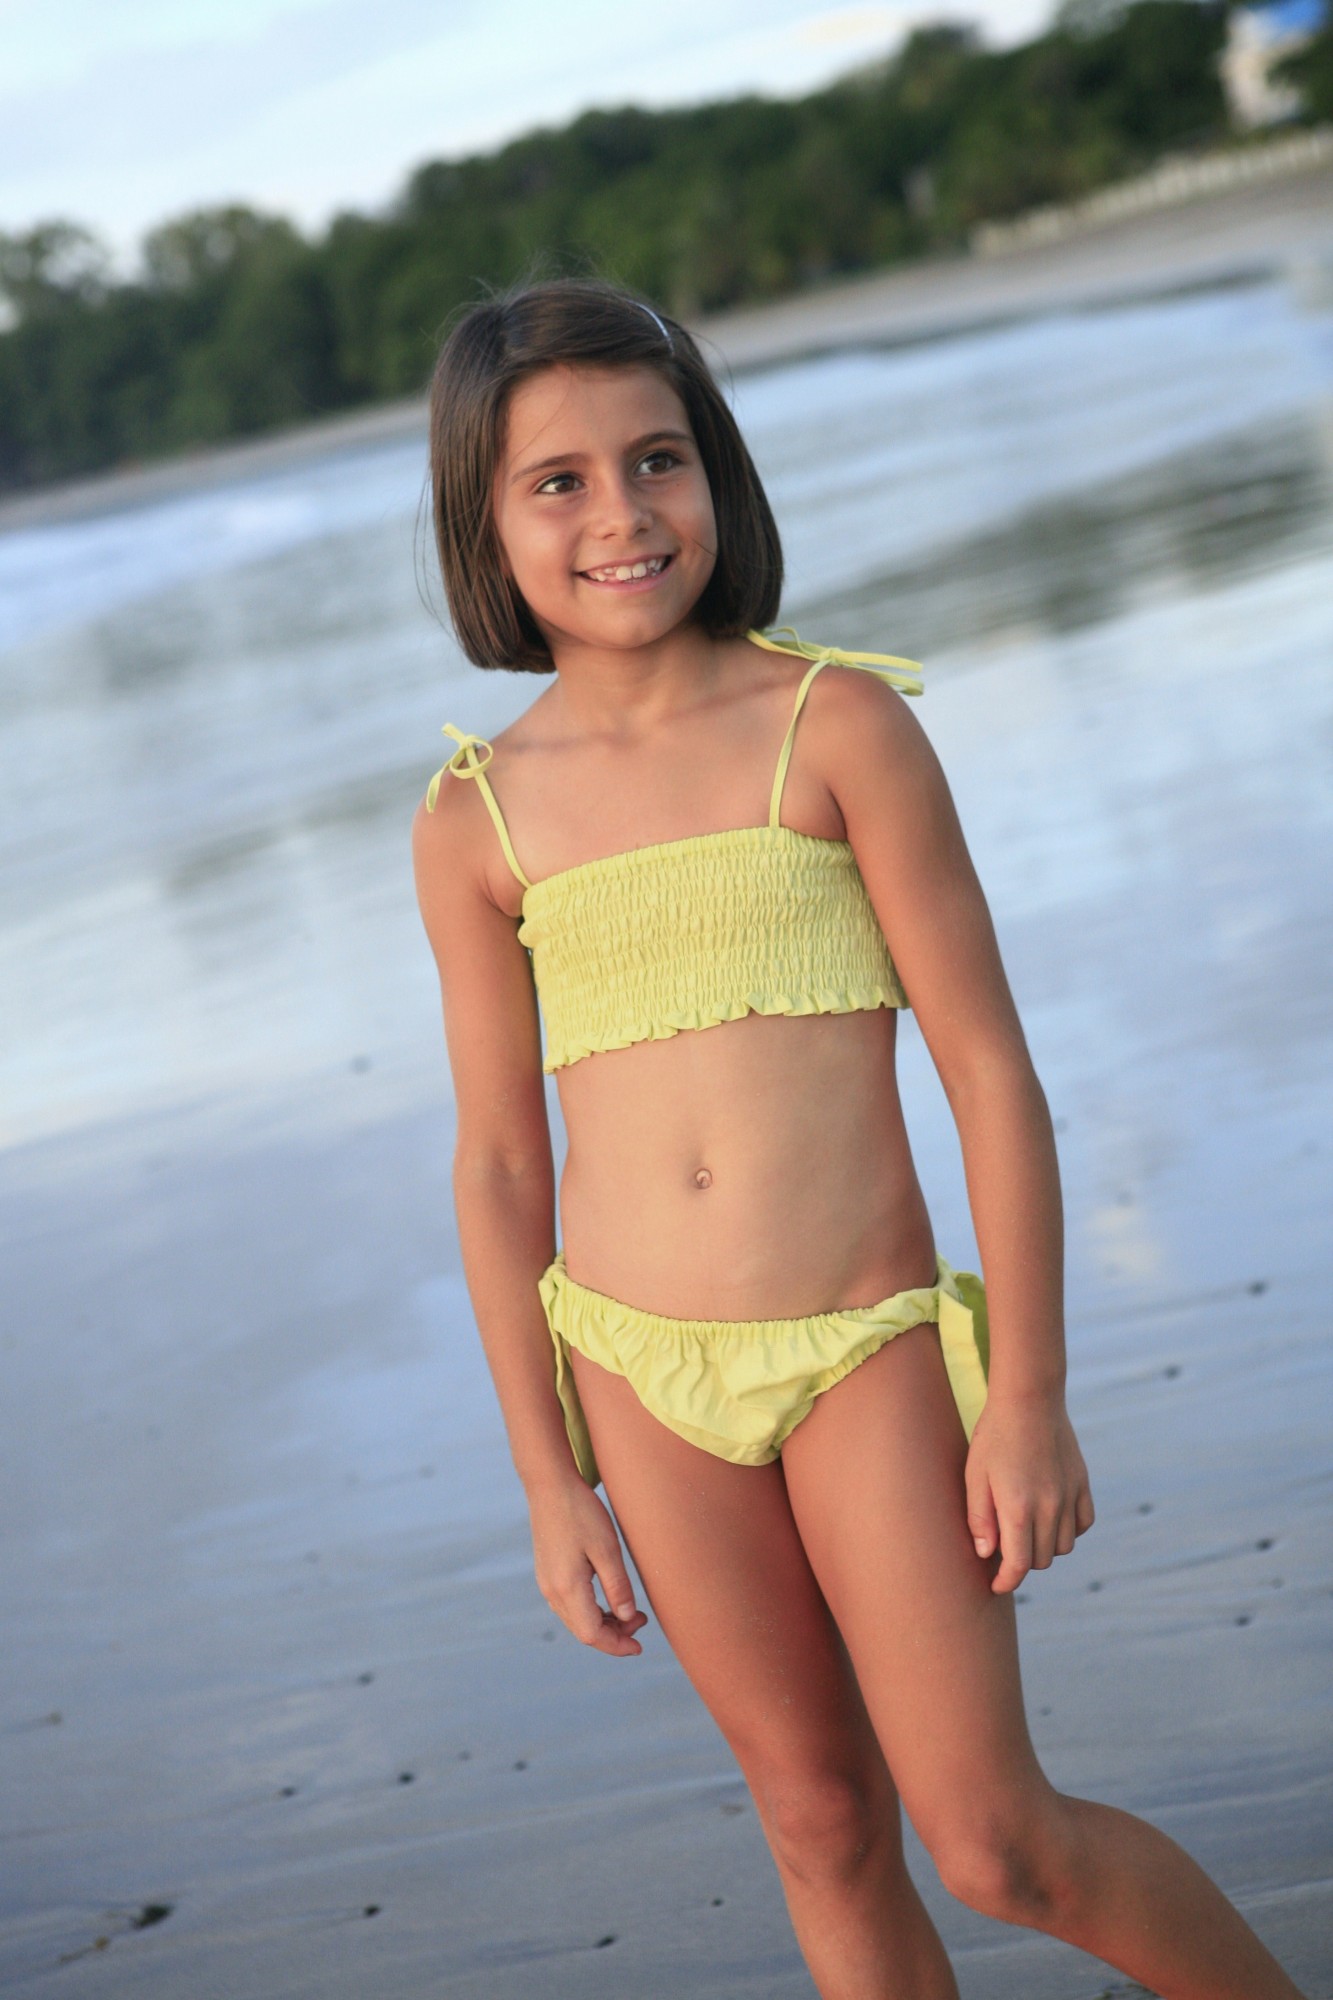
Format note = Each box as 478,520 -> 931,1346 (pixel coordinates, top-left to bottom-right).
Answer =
518,823 -> 907,1072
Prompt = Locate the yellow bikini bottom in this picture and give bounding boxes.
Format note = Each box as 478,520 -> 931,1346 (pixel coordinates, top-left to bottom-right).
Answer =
538,1251 -> 990,1491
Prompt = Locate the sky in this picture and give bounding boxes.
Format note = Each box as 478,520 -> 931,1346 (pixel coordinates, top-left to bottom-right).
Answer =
0,0 -> 1056,276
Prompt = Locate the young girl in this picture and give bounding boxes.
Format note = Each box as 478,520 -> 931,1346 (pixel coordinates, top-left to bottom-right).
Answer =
412,277 -> 1305,1999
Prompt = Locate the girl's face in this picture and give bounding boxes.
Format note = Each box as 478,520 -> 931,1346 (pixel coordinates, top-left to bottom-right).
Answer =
492,363 -> 718,657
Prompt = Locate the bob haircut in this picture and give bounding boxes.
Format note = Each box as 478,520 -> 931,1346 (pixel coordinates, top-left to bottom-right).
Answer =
428,276 -> 784,673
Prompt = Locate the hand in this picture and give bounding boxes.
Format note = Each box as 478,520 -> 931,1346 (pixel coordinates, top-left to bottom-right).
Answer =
527,1474 -> 650,1656
964,1393 -> 1095,1595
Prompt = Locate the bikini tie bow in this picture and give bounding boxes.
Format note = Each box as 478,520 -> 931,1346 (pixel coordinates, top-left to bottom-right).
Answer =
749,625 -> 924,698
425,724 -> 494,812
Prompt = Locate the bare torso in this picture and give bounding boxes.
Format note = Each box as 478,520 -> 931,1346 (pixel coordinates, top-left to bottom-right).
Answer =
474,641 -> 937,1322
555,1007 -> 936,1319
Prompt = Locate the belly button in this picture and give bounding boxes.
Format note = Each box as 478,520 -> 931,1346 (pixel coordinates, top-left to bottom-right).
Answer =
693,1166 -> 713,1190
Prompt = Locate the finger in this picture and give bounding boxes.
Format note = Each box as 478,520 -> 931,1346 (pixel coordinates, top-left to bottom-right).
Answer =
594,1596 -> 649,1644
552,1566 -> 647,1657
1030,1521 -> 1055,1571
991,1511 -> 1032,1595
965,1467 -> 999,1561
565,1595 -> 604,1649
1054,1505 -> 1078,1558
590,1613 -> 645,1658
591,1543 -> 642,1627
543,1558 -> 610,1648
990,1551 -> 1030,1595
1074,1483 -> 1096,1536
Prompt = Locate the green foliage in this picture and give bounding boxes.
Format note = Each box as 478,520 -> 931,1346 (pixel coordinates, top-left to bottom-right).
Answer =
0,221 -> 110,322
173,228 -> 340,439
140,204 -> 291,293
0,0 -> 1238,492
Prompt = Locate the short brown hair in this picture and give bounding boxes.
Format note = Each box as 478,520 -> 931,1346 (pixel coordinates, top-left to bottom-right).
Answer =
428,277 -> 783,673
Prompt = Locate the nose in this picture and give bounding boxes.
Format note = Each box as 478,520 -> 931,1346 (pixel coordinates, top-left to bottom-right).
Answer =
590,468 -> 652,542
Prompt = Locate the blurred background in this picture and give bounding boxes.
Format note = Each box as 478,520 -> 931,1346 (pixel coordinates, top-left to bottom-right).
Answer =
2,3 -> 1331,1996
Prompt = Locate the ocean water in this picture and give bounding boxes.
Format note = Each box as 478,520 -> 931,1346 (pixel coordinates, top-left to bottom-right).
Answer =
2,276 -> 1329,1165
2,274 -> 1331,2000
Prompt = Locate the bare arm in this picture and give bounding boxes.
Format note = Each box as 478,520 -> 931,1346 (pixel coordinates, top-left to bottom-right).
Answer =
412,773 -> 648,1655
811,669 -> 1095,1593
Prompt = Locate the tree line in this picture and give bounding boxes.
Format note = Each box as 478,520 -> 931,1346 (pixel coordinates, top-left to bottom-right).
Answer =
0,0 -> 1282,493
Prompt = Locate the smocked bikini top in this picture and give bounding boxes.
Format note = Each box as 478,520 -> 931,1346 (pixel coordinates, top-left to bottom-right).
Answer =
427,629 -> 923,1072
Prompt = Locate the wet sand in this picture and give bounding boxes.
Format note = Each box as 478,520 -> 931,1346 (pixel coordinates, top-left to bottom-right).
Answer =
1,1108 -> 1328,1998
1,189 -> 1331,1997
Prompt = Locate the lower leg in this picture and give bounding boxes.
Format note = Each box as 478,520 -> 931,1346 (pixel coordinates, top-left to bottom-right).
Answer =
778,1329 -> 1308,2000
984,1790 -> 1305,2000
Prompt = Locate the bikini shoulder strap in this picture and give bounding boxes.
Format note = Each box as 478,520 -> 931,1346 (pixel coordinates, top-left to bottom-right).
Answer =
426,725 -> 533,891
749,628 -> 924,831
767,658 -> 827,830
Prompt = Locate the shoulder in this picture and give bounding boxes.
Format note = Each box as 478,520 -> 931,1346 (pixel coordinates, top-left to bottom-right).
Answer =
411,763 -> 492,959
788,656 -> 962,856
802,657 -> 935,780
412,695 -> 549,921
411,735 -> 482,877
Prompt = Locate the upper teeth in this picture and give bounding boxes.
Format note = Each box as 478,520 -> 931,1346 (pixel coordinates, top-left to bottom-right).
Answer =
586,557 -> 667,581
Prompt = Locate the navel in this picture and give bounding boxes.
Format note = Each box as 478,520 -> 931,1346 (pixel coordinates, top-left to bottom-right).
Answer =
692,1166 -> 713,1191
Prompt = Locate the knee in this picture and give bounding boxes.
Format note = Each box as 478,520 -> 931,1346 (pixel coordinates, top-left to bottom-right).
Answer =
755,1769 -> 887,1889
930,1803 -> 1076,1929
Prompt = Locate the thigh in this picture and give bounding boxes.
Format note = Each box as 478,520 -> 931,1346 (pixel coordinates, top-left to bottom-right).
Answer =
568,1345 -> 891,1798
779,1324 -> 1047,1845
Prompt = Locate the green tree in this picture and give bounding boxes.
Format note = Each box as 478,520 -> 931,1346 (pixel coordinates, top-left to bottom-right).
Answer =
0,220 -> 110,323
0,1 -> 1247,493
180,230 -> 340,438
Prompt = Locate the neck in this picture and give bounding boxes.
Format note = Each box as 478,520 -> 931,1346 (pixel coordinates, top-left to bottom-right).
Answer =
543,622 -> 735,735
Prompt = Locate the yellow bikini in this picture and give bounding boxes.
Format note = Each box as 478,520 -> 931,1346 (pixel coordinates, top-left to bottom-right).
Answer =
537,1253 -> 989,1489
428,629 -> 990,1487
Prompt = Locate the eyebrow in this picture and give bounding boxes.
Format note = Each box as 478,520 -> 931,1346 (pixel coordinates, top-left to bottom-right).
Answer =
510,429 -> 695,484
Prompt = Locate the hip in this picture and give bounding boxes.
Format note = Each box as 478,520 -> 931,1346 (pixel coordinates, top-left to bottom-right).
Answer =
539,1246 -> 991,1490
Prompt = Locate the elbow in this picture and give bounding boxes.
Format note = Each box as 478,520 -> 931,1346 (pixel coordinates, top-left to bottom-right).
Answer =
452,1134 -> 554,1199
937,1032 -> 1048,1125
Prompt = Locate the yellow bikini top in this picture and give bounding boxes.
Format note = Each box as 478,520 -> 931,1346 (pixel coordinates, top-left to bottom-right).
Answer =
427,629 -> 923,1072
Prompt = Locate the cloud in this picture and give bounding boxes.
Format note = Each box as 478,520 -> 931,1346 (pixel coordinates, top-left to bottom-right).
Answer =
0,0 -> 1051,267
797,6 -> 904,46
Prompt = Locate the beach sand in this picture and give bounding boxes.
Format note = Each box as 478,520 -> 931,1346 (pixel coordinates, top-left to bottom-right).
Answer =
1,168 -> 1331,1997
2,1082 -> 1328,1998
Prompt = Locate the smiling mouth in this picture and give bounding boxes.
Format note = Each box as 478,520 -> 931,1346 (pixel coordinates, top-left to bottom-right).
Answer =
579,554 -> 673,583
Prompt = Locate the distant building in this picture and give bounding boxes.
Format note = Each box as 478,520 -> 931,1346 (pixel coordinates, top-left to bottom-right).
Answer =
1221,0 -> 1327,128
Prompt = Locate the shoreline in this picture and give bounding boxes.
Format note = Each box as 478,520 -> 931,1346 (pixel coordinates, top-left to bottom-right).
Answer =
2,154 -> 1330,536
